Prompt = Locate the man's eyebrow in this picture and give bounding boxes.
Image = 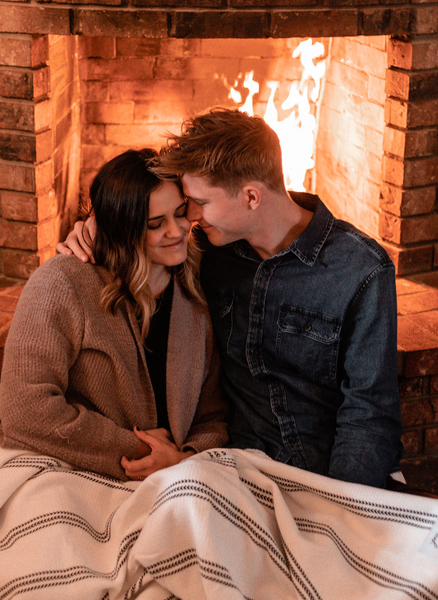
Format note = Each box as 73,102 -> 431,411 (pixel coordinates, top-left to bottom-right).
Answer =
147,201 -> 187,222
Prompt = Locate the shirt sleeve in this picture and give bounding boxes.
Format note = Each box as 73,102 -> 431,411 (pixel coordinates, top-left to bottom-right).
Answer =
328,262 -> 403,488
0,260 -> 139,479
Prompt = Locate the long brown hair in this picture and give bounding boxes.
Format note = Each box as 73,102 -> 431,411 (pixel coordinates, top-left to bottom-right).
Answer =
90,148 -> 204,339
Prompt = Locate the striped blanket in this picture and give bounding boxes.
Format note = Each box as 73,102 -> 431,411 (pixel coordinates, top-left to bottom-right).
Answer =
0,446 -> 437,600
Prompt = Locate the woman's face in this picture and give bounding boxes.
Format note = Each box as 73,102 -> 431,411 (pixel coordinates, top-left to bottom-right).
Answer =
146,181 -> 190,267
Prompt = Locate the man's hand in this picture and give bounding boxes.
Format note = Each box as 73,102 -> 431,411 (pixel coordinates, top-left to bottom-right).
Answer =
121,427 -> 195,480
56,218 -> 97,263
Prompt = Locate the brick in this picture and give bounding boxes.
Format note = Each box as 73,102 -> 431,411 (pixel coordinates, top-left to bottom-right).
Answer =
0,248 -> 40,279
73,10 -> 167,37
388,38 -> 438,71
31,35 -> 49,68
105,123 -> 172,146
400,428 -> 422,458
37,218 -> 57,250
0,36 -> 32,67
0,7 -> 70,35
36,129 -> 53,163
0,294 -> 19,312
329,60 -> 368,98
34,160 -> 54,193
380,212 -> 438,244
0,100 -> 33,131
81,144 -> 124,171
398,289 -> 438,316
33,66 -> 50,100
81,80 -> 109,103
272,10 -> 358,38
0,163 -> 35,193
407,99 -> 438,128
431,375 -> 438,395
34,99 -> 52,132
383,155 -> 438,188
386,69 -> 438,102
0,219 -> 37,250
109,79 -> 193,102
79,57 -> 155,81
425,426 -> 438,453
81,124 -> 105,144
0,191 -> 38,222
0,67 -> 34,100
115,38 -> 161,58
172,11 -> 269,38
84,102 -> 134,124
330,37 -> 387,79
383,127 -> 438,160
380,185 -> 436,217
398,377 -> 425,399
360,7 -> 411,35
79,37 -> 116,59
381,241 -> 433,276
411,6 -> 438,35
0,132 -> 36,162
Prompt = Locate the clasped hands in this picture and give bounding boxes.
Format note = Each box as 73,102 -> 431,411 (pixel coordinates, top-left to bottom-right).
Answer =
121,427 -> 195,481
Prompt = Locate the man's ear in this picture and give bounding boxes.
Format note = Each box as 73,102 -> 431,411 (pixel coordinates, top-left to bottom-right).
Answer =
242,184 -> 262,210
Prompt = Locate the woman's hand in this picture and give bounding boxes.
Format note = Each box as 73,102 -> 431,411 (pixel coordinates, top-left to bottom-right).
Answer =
56,218 -> 97,263
121,427 -> 195,480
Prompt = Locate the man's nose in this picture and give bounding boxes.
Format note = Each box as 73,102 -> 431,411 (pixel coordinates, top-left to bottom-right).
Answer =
186,199 -> 201,222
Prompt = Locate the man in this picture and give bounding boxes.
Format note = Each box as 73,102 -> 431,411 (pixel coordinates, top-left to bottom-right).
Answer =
59,108 -> 403,488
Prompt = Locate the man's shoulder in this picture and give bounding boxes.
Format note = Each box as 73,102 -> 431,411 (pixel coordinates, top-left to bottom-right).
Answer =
330,218 -> 393,268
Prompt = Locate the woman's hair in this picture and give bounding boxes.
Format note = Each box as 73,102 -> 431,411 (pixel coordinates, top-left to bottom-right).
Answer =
154,107 -> 286,196
89,148 -> 204,339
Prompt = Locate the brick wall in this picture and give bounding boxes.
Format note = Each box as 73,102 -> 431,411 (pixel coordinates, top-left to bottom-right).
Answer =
0,34 -> 80,278
315,36 -> 387,241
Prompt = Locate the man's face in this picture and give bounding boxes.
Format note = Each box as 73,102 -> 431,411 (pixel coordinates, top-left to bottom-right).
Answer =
182,174 -> 249,246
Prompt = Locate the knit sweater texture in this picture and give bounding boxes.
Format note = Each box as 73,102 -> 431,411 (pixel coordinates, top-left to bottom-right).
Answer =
0,255 -> 228,479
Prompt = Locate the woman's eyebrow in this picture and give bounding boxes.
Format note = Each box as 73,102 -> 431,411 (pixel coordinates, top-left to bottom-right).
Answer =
148,201 -> 187,222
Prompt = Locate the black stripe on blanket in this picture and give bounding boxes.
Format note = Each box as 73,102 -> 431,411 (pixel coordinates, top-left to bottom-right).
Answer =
295,519 -> 438,600
1,456 -> 132,492
263,473 -> 438,528
149,478 -> 327,599
0,509 -> 118,551
0,531 -> 140,600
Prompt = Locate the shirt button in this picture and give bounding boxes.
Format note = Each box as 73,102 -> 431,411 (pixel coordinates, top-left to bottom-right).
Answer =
304,323 -> 312,332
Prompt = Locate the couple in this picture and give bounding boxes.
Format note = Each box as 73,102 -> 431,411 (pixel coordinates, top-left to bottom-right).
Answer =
0,107 -> 402,487
1,108 -> 431,600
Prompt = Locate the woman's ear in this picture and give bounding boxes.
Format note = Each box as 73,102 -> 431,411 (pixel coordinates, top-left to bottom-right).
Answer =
242,184 -> 262,210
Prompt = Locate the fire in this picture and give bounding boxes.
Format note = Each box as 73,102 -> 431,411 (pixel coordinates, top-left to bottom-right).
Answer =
220,39 -> 326,192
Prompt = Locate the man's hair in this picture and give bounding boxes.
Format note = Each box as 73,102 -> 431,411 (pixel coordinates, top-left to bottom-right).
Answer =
156,108 -> 286,195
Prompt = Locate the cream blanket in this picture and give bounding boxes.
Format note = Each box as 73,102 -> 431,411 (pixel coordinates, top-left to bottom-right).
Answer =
0,446 -> 437,600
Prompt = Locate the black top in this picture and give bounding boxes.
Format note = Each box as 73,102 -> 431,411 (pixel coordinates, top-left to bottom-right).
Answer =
145,278 -> 174,431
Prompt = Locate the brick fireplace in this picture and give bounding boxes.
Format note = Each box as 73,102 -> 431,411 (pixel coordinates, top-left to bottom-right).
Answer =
1,1 -> 438,486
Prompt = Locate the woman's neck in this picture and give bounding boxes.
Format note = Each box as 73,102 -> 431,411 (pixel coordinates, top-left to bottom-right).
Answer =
148,265 -> 171,298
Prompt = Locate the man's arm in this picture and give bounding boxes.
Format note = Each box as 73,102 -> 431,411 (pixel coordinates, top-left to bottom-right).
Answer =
56,218 -> 97,263
329,263 -> 403,488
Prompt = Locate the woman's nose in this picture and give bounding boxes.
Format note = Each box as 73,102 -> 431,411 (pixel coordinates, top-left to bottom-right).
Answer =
166,218 -> 185,238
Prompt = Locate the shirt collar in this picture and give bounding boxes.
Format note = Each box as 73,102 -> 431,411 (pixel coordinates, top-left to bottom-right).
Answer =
234,195 -> 335,267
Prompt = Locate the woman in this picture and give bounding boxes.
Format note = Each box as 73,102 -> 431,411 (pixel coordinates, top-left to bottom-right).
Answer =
0,148 -> 228,481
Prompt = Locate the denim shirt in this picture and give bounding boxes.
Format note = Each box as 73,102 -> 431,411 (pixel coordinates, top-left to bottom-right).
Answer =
199,194 -> 403,488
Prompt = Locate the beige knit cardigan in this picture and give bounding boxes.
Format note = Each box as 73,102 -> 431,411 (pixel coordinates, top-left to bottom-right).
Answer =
0,255 -> 228,479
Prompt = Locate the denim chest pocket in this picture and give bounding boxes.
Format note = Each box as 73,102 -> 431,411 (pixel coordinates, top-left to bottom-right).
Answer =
208,293 -> 234,358
276,306 -> 342,383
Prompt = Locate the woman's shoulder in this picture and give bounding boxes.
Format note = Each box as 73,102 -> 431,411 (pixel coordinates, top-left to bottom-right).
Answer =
23,255 -> 109,306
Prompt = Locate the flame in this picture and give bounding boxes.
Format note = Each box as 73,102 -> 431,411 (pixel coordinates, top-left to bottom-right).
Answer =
220,39 -> 326,191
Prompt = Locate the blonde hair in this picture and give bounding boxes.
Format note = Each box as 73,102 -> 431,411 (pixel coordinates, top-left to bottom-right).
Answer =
154,107 -> 286,196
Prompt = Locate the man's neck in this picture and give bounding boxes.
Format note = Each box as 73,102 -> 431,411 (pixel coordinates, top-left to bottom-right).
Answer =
248,192 -> 314,260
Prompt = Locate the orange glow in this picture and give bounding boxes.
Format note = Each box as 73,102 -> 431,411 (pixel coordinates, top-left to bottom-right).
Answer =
221,39 -> 326,191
